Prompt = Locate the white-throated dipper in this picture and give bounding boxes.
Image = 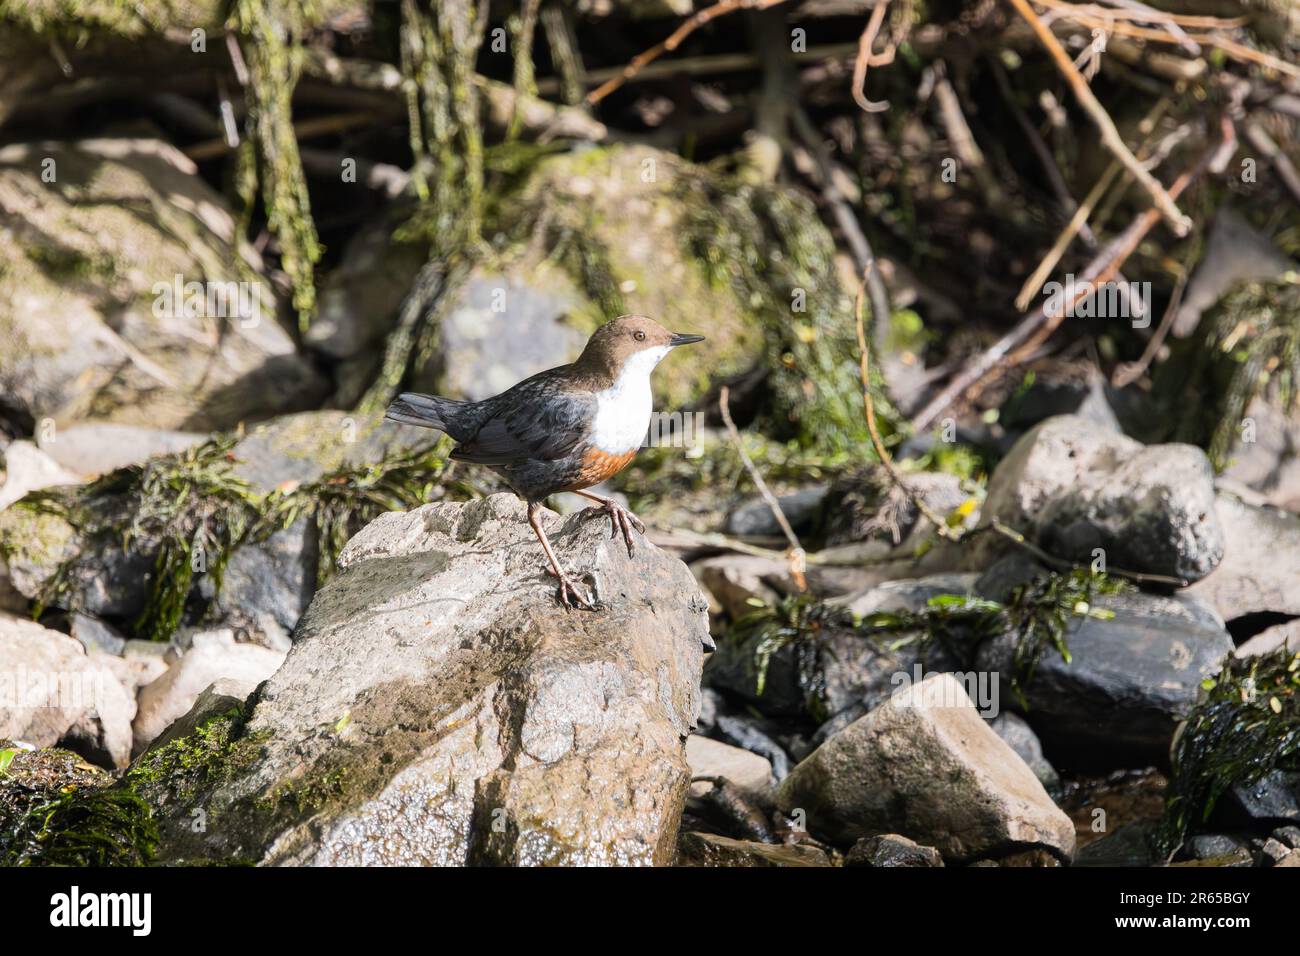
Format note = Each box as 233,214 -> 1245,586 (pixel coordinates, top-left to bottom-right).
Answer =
385,315 -> 704,609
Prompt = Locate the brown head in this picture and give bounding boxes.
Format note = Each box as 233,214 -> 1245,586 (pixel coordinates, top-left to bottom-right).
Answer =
573,314 -> 704,383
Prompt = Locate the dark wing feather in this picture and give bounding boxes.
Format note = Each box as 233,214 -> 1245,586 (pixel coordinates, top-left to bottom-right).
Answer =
450,374 -> 595,465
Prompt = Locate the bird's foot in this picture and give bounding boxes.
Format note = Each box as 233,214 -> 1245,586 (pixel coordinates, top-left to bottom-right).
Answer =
545,566 -> 598,611
583,499 -> 646,557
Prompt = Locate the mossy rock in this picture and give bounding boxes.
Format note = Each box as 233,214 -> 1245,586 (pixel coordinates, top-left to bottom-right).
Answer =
0,743 -> 157,866
0,138 -> 325,430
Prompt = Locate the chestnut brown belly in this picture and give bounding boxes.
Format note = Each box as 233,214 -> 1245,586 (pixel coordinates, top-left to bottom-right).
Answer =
492,446 -> 638,500
559,447 -> 637,491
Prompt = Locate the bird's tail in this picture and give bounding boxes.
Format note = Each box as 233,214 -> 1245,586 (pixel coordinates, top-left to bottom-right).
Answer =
385,392 -> 464,433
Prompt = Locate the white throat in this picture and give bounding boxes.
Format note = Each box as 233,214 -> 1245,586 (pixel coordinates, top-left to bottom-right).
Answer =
591,345 -> 670,454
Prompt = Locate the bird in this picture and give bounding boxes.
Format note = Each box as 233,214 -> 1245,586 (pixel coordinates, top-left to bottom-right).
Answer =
385,314 -> 704,610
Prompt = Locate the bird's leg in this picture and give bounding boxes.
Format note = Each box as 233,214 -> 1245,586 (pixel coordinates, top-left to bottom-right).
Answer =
528,501 -> 596,611
574,489 -> 645,558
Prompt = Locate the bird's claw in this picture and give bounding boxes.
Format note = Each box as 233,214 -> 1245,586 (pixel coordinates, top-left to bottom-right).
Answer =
546,566 -> 598,611
584,500 -> 646,558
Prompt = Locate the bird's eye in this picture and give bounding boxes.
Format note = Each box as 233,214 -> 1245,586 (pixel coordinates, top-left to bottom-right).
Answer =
633,330 -> 646,341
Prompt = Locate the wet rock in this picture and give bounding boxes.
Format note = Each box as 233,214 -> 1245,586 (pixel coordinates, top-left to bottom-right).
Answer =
845,833 -> 944,867
207,518 -> 317,652
0,138 -> 325,431
142,678 -> 253,757
1234,618 -> 1300,658
0,614 -> 134,768
140,494 -> 711,866
686,735 -> 774,799
132,636 -> 286,755
1273,824 -> 1300,849
1186,494 -> 1300,621
1075,822 -> 1159,866
977,590 -> 1232,765
694,555 -> 784,620
990,713 -> 1059,793
675,831 -> 830,867
1221,770 -> 1300,827
977,415 -> 1223,583
712,714 -> 792,780
0,441 -> 80,510
69,613 -> 126,657
36,424 -> 203,478
423,272 -> 590,402
725,486 -> 828,538
775,673 -> 1076,861
998,375 -> 1121,435
1185,832 -> 1252,861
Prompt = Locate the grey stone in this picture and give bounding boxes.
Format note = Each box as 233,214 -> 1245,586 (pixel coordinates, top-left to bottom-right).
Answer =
977,415 -> 1224,583
0,441 -> 81,510
1075,822 -> 1159,866
725,485 -> 828,538
70,613 -> 126,657
1224,770 -> 1300,826
141,494 -> 712,866
1186,494 -> 1300,621
36,424 -> 204,478
977,590 -> 1233,764
132,639 -> 286,755
845,833 -> 944,867
0,138 -> 325,431
775,674 -> 1076,861
686,735 -> 774,799
0,614 -> 135,768
989,712 -> 1059,793
675,831 -> 830,867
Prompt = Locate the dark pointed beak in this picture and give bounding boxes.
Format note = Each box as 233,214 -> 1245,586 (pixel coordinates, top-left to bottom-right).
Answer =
670,332 -> 705,347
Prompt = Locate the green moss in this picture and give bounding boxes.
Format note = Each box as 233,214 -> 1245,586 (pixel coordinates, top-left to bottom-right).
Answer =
1159,278 -> 1300,468
128,708 -> 270,804
13,433 -> 454,641
1158,647 -> 1300,855
0,745 -> 157,867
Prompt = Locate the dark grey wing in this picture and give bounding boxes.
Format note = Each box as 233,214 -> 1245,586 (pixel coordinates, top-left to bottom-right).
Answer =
450,375 -> 595,465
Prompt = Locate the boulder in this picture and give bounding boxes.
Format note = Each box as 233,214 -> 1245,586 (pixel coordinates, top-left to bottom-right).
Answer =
0,614 -> 134,768
686,735 -> 775,799
675,831 -> 830,867
977,590 -> 1233,765
0,138 -> 325,431
845,833 -> 944,867
775,674 -> 1076,862
725,486 -> 828,538
132,635 -> 286,755
136,494 -> 712,866
1186,494 -> 1300,622
977,415 -> 1223,583
0,441 -> 80,511
36,424 -> 203,478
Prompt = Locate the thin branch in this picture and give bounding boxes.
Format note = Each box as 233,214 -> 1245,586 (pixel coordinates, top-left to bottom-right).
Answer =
585,0 -> 789,105
1008,0 -> 1192,236
719,385 -> 807,591
851,0 -> 893,113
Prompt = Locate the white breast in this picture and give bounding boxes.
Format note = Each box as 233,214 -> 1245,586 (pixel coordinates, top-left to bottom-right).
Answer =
591,345 -> 669,454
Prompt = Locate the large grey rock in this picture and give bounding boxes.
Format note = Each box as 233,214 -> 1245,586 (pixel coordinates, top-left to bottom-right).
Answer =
978,415 -> 1224,583
725,486 -> 828,538
36,424 -> 204,478
132,634 -> 286,755
977,590 -> 1233,765
1186,494 -> 1300,621
0,441 -> 80,510
0,138 -> 325,431
0,614 -> 134,768
685,735 -> 774,798
139,494 -> 712,866
775,674 -> 1076,862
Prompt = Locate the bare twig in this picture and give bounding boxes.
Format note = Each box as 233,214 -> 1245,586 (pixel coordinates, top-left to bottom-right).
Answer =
853,267 -> 958,541
1008,0 -> 1192,235
719,386 -> 807,591
1245,119 -> 1300,210
851,0 -> 893,113
586,0 -> 789,105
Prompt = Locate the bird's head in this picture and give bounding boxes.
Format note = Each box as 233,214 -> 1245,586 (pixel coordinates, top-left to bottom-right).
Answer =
577,314 -> 704,381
